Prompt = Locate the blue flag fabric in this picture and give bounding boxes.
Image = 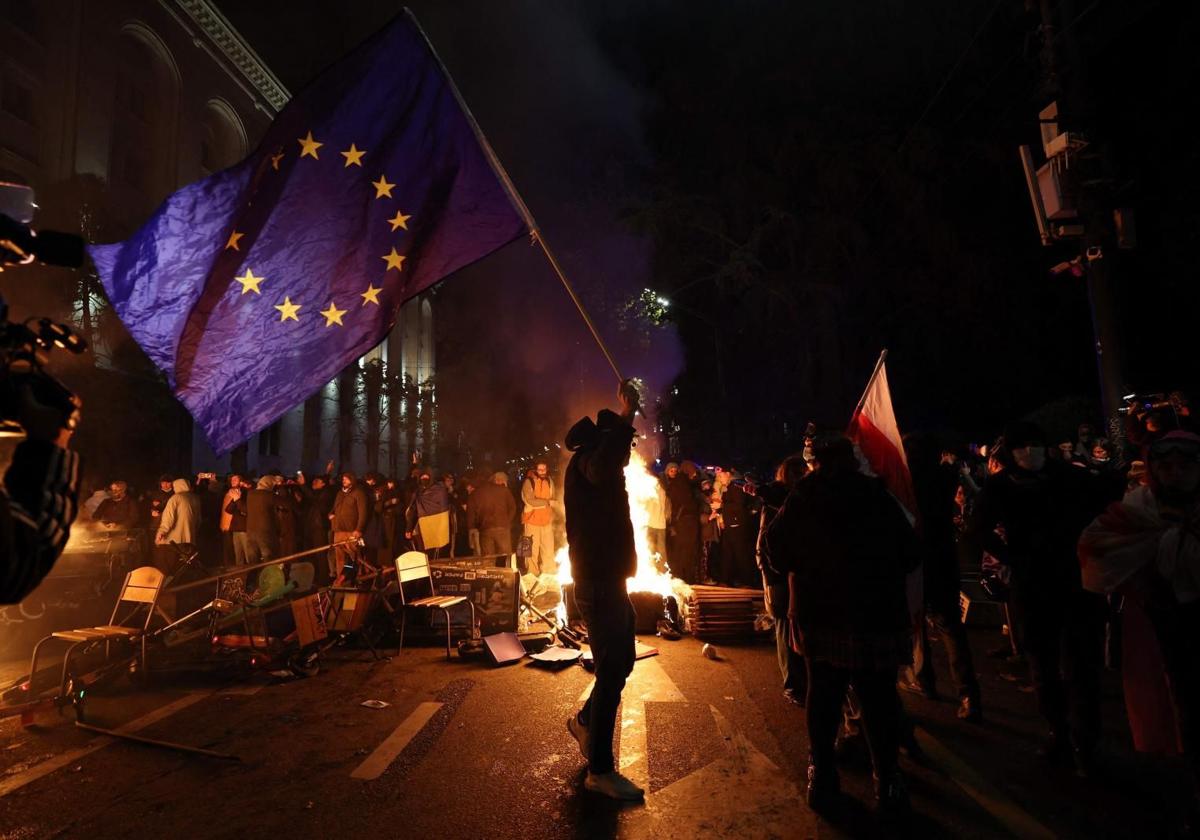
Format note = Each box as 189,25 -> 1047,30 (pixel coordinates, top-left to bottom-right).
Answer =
88,13 -> 529,453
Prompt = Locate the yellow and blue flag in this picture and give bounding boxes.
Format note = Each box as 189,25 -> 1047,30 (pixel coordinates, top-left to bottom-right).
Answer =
89,13 -> 529,453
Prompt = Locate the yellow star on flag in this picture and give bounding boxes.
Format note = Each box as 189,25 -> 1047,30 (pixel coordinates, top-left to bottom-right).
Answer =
225,230 -> 245,251
340,144 -> 366,167
270,151 -> 284,170
297,131 -> 322,159
387,210 -> 411,231
360,283 -> 382,306
371,175 -> 395,199
235,268 -> 264,295
275,297 -> 301,322
320,302 -> 348,326
381,248 -> 406,272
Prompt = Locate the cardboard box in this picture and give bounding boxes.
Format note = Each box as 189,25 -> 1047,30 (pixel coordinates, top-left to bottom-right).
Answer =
429,565 -> 519,634
291,593 -> 328,646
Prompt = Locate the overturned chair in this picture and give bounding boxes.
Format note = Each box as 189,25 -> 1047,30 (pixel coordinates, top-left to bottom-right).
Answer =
28,565 -> 165,700
392,551 -> 474,659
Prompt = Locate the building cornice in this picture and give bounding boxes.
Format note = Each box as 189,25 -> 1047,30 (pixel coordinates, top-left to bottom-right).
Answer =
160,0 -> 290,114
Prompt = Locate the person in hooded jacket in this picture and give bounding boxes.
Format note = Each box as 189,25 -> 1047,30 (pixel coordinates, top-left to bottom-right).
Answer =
564,379 -> 643,802
243,475 -> 281,565
766,434 -> 921,822
155,478 -> 202,572
405,469 -> 452,556
963,421 -> 1114,776
380,477 -> 405,562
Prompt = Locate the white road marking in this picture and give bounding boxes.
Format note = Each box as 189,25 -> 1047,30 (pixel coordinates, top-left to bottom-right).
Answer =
620,702 -> 814,839
617,655 -> 685,791
217,681 -> 268,697
0,691 -> 211,798
350,701 -> 443,780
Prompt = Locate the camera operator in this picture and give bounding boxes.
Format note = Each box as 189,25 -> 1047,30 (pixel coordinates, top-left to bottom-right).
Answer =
0,384 -> 80,604
1,185 -> 87,604
1125,391 -> 1194,452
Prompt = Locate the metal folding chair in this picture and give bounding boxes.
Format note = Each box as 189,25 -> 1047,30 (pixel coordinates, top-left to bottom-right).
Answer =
28,565 -> 165,699
393,551 -> 474,659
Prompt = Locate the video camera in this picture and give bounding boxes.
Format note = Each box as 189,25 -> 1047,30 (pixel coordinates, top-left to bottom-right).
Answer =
0,183 -> 87,436
1118,392 -> 1178,417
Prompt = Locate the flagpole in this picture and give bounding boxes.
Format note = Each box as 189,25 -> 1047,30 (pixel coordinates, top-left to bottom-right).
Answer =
407,11 -> 624,383
853,348 -> 888,416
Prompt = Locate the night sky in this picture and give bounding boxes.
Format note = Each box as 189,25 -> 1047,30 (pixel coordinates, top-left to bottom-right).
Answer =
215,1 -> 1200,467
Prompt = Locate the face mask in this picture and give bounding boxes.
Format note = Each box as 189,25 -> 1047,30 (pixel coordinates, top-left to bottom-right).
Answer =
420,478 -> 431,488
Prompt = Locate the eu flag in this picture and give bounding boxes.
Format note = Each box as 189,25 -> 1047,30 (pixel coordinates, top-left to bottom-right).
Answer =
88,13 -> 529,454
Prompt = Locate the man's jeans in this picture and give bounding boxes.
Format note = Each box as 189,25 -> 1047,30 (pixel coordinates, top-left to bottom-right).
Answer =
230,531 -> 250,565
764,575 -> 804,693
572,578 -> 636,774
479,527 -> 512,557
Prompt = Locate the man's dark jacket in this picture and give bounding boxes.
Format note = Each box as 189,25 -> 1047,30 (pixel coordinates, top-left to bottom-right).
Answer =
664,473 -> 699,520
755,481 -> 790,585
721,483 -> 752,529
245,488 -> 278,539
962,459 -> 1108,595
467,482 -> 516,532
302,485 -> 335,547
564,409 -> 636,582
331,484 -> 370,533
93,495 -> 139,528
766,470 -> 920,635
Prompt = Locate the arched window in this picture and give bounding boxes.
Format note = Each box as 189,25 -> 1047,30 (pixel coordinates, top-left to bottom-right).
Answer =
199,99 -> 247,176
109,24 -> 179,219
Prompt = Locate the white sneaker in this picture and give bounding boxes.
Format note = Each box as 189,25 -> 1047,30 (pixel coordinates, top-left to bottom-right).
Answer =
567,715 -> 590,761
584,771 -> 645,801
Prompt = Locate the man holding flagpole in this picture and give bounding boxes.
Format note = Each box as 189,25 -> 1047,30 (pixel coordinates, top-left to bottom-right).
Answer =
564,379 -> 644,802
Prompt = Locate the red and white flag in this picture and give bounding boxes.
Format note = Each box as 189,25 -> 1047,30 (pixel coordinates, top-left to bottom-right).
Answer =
847,350 -> 916,517
847,350 -> 922,617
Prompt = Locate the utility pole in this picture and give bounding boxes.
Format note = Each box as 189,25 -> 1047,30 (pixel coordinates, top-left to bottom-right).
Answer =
1035,0 -> 1128,429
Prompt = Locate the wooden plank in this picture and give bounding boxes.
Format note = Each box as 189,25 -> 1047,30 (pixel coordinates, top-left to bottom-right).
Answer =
0,691 -> 211,798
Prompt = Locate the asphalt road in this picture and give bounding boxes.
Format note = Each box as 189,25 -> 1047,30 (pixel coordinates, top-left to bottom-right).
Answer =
0,622 -> 1183,839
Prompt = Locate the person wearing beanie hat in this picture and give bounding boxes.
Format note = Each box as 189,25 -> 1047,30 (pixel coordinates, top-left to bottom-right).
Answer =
965,417 -> 1118,776
466,471 -> 517,557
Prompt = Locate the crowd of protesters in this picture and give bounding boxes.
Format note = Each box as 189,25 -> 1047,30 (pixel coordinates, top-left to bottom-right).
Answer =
741,391 -> 1199,829
83,465 -> 500,583
79,460 -> 575,584
69,390 -> 1198,828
